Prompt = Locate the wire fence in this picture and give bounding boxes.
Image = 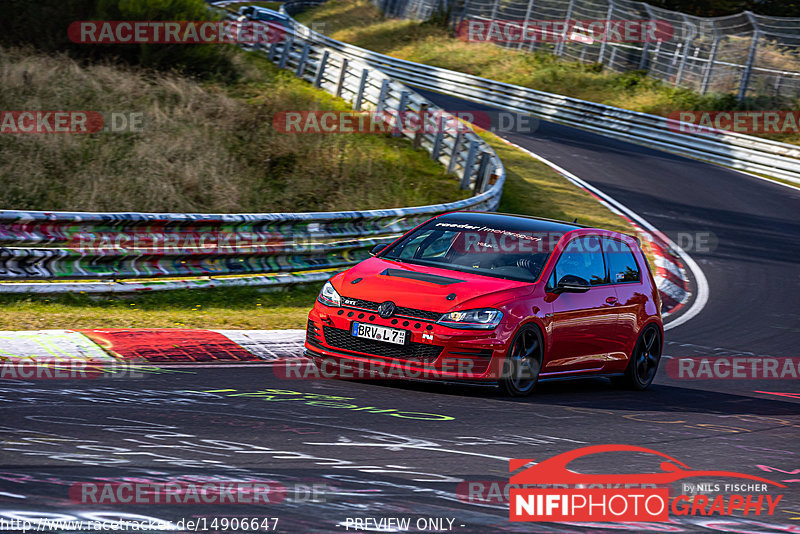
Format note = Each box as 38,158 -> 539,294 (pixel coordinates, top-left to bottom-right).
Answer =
374,0 -> 800,101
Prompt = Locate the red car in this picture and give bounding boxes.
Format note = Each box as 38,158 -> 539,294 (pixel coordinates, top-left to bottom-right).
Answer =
305,212 -> 663,396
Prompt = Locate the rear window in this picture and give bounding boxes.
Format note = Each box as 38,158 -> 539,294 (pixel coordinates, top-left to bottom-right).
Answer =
603,238 -> 641,283
553,235 -> 608,286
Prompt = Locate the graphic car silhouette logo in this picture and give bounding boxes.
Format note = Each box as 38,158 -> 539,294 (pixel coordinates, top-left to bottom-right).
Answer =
509,444 -> 785,487
508,444 -> 785,523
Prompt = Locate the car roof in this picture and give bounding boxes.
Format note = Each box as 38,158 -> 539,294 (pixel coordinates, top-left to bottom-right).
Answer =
437,211 -> 640,243
251,6 -> 287,17
436,211 -> 586,233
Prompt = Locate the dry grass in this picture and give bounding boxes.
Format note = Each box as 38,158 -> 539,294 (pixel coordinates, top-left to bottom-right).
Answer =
0,46 -> 467,212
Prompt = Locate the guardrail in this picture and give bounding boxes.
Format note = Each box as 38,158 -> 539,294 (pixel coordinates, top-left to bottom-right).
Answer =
282,0 -> 800,184
0,6 -> 505,293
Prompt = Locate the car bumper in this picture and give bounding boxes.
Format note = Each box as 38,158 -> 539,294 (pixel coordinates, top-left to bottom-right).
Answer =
305,302 -> 511,380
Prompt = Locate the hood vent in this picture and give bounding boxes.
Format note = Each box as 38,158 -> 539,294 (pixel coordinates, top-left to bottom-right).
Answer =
380,268 -> 464,286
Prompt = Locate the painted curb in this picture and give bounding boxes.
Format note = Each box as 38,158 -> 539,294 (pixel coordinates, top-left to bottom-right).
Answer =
0,329 -> 305,365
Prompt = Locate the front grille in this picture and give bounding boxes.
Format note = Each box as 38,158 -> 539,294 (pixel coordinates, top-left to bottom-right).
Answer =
341,296 -> 442,322
322,326 -> 443,362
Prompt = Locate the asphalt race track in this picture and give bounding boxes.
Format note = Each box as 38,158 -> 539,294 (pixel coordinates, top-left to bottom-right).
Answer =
2,101 -> 799,532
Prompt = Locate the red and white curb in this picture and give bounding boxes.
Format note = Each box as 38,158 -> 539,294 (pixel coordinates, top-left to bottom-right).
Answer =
0,330 -> 115,362
0,329 -> 305,365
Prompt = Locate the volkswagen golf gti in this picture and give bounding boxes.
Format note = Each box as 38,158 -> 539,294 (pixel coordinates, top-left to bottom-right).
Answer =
305,212 -> 663,396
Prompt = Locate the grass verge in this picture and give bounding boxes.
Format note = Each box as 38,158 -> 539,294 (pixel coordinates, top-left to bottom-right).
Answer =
0,286 -> 322,331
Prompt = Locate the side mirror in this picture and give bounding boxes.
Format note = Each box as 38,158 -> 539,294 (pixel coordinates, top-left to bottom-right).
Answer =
370,244 -> 388,256
553,274 -> 591,294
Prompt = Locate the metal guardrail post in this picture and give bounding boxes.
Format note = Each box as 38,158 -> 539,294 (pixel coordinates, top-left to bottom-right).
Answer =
637,2 -> 653,70
394,90 -> 409,137
458,0 -> 471,27
278,38 -> 294,69
700,37 -> 719,94
268,41 -> 279,62
354,69 -> 369,110
474,152 -> 491,193
608,47 -> 617,69
651,40 -> 662,74
296,43 -> 311,77
674,16 -> 695,87
738,24 -> 760,102
414,103 -> 428,149
555,0 -> 575,56
431,115 -> 445,160
336,58 -> 349,98
598,0 -> 614,64
460,140 -> 479,189
313,51 -> 329,88
447,132 -> 464,174
376,79 -> 390,113
489,0 -> 500,26
517,0 -> 535,51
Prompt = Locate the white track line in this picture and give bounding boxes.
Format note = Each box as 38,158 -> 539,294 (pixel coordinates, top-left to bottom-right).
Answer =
500,139 -> 709,331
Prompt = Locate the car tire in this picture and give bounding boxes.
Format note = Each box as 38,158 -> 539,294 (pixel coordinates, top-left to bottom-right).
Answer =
498,324 -> 543,397
619,324 -> 662,390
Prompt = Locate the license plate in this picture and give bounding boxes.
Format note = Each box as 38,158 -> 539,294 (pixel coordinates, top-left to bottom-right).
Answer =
351,322 -> 406,345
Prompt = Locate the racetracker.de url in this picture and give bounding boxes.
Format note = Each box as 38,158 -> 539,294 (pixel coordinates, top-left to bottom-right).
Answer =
0,516 -> 279,532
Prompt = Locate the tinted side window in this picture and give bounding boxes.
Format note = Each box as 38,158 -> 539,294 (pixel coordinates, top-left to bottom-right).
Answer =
604,238 -> 641,283
554,236 -> 607,286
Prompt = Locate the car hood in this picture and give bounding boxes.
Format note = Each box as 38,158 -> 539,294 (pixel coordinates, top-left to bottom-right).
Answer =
335,257 -> 532,312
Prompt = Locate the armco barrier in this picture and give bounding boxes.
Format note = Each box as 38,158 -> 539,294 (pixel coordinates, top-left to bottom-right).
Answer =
0,6 -> 505,294
281,0 -> 800,184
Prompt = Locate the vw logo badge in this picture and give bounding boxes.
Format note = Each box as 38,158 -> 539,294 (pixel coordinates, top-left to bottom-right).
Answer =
378,301 -> 396,319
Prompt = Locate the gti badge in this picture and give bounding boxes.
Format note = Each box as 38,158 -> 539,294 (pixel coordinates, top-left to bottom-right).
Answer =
378,301 -> 396,319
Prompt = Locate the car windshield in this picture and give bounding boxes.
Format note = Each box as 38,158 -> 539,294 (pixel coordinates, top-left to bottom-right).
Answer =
381,218 -> 557,282
256,11 -> 282,21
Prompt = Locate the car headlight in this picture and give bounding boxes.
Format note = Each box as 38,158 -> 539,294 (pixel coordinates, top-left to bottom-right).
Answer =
318,281 -> 341,307
437,308 -> 503,329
